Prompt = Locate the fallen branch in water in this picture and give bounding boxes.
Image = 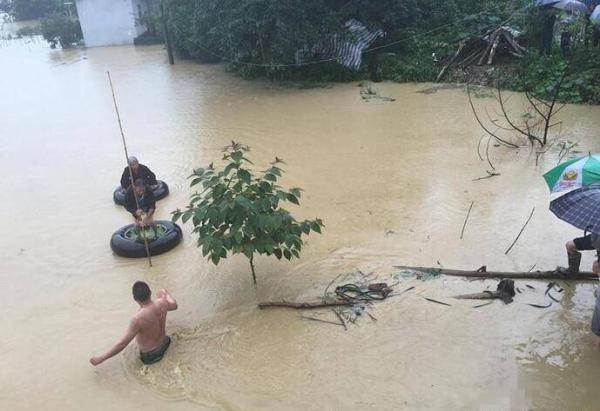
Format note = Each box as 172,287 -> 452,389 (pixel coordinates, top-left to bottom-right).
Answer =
505,207 -> 535,255
424,297 -> 452,306
473,301 -> 494,308
393,265 -> 597,280
455,291 -> 499,300
258,300 -> 351,310
301,315 -> 345,327
455,279 -> 515,303
331,308 -> 348,330
460,201 -> 474,240
472,171 -> 501,181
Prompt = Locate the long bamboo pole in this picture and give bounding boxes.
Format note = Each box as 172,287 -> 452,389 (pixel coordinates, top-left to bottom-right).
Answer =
107,71 -> 153,267
393,266 -> 597,281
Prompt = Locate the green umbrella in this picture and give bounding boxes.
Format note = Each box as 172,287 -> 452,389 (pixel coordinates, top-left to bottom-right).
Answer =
543,154 -> 600,194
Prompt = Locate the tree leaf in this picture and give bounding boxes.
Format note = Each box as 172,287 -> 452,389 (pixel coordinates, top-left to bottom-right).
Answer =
182,211 -> 193,224
311,221 -> 321,233
286,193 -> 299,205
234,231 -> 243,244
231,151 -> 243,162
238,169 -> 252,184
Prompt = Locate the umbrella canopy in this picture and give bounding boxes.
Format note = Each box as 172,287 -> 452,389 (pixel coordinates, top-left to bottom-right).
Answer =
550,185 -> 600,234
543,154 -> 600,193
592,5 -> 600,24
554,0 -> 590,13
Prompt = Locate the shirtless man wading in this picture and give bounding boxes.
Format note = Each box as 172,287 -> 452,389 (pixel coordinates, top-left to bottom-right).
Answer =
90,281 -> 177,366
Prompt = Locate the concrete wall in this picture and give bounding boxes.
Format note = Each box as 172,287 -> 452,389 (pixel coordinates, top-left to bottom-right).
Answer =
76,0 -> 138,47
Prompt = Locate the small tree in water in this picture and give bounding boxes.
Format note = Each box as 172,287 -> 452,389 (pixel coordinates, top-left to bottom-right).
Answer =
172,142 -> 324,285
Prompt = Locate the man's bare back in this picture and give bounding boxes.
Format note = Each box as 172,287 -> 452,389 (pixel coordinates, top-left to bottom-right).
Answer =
134,291 -> 171,352
90,283 -> 177,366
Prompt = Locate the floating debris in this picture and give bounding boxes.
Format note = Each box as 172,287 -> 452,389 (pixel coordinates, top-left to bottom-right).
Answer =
423,297 -> 452,306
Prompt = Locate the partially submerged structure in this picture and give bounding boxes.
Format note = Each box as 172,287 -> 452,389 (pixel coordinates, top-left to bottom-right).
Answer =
75,0 -> 158,47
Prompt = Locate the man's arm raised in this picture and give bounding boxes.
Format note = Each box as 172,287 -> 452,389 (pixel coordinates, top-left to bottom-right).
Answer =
90,317 -> 139,366
157,288 -> 178,311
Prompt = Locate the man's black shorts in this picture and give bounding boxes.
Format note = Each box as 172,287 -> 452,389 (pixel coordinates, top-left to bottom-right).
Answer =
574,235 -> 596,251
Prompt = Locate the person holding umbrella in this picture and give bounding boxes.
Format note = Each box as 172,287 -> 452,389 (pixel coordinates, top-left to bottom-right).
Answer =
544,154 -> 600,274
546,156 -> 600,344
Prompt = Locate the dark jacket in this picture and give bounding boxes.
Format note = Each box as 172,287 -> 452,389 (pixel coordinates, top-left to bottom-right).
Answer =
124,186 -> 156,216
120,164 -> 157,190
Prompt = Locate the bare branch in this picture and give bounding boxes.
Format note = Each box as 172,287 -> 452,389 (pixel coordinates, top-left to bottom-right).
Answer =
467,86 -> 519,148
525,92 -> 548,119
485,135 -> 495,170
497,86 -> 540,142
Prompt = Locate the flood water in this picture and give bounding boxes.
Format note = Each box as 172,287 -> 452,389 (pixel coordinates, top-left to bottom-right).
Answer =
2,41 -> 600,410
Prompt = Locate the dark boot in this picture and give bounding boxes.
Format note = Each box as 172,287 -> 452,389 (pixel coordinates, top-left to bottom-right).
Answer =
568,251 -> 582,273
557,251 -> 582,275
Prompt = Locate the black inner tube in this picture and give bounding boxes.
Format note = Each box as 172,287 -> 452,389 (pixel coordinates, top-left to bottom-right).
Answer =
113,181 -> 169,205
110,220 -> 182,258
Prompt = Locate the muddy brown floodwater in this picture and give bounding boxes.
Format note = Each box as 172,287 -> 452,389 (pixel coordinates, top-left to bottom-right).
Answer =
1,40 -> 600,410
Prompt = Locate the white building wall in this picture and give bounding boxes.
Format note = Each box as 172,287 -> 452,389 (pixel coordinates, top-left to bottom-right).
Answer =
75,0 -> 138,47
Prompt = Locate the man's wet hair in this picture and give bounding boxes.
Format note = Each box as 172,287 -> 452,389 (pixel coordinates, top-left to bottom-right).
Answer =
128,156 -> 139,165
134,178 -> 146,188
132,281 -> 151,302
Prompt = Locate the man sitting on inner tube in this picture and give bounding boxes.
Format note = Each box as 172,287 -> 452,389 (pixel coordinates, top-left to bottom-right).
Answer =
125,179 -> 156,228
120,156 -> 158,193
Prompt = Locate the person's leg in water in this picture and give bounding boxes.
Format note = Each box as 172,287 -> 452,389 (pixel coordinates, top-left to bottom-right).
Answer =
565,239 -> 583,273
559,235 -> 594,274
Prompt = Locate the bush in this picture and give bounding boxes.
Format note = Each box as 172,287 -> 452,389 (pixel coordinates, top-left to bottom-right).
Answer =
16,24 -> 39,36
40,13 -> 81,48
172,142 -> 324,285
2,0 -> 56,21
501,49 -> 600,104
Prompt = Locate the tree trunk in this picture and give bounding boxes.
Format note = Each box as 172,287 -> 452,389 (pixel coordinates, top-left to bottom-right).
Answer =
393,266 -> 597,281
250,254 -> 257,285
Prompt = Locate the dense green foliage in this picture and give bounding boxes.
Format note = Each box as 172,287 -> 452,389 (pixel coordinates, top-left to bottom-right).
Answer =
40,12 -> 82,48
164,0 -> 599,103
0,0 -> 56,21
165,0 -> 514,79
15,24 -> 40,36
503,49 -> 600,104
172,142 -> 324,284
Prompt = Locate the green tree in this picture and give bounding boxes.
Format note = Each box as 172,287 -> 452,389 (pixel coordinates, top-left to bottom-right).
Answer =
40,12 -> 82,48
3,0 -> 57,21
172,142 -> 324,285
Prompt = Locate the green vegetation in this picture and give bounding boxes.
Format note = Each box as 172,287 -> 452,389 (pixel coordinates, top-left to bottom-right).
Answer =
15,23 -> 39,36
500,42 -> 600,104
1,0 -> 82,48
0,0 -> 56,21
40,12 -> 82,48
165,0 -> 511,80
125,224 -> 168,242
165,1 -> 600,103
172,142 -> 324,285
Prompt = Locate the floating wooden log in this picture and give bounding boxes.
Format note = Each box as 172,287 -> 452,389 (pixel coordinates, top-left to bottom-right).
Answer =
393,266 -> 597,281
455,291 -> 499,300
258,300 -> 351,310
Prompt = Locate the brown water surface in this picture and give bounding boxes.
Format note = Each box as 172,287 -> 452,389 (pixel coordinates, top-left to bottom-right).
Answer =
2,42 -> 600,410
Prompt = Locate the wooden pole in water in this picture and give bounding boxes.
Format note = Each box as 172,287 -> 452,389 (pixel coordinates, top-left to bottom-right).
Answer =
393,266 -> 597,281
161,1 -> 174,65
107,71 -> 153,267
